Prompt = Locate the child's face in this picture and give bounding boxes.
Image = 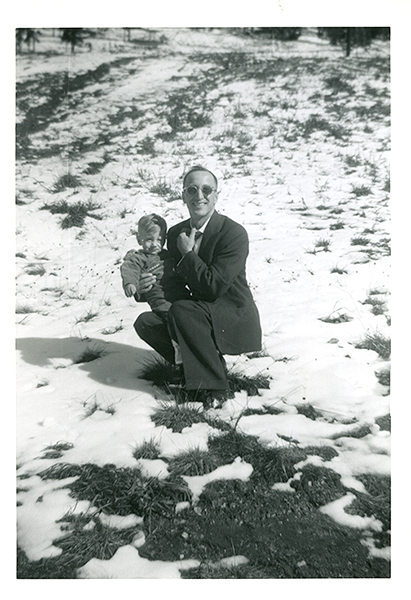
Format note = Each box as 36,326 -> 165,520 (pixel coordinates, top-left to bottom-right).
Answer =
137,226 -> 164,254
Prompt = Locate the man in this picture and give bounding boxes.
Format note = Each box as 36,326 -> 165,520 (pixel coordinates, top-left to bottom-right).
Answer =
135,165 -> 262,405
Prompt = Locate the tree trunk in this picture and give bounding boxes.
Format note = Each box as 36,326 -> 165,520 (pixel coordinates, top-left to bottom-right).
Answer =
346,28 -> 351,57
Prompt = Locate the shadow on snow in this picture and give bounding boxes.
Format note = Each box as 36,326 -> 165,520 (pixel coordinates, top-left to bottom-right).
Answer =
16,336 -> 157,391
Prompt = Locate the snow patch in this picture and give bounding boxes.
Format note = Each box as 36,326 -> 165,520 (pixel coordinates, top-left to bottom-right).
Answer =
183,457 -> 254,502
77,544 -> 200,579
320,493 -> 383,531
98,513 -> 143,530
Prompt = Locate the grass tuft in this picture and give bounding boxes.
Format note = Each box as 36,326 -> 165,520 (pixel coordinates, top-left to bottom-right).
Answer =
329,221 -> 345,230
351,184 -> 372,197
291,464 -> 346,507
17,518 -> 136,579
303,114 -> 346,139
314,238 -> 331,252
330,266 -> 348,274
151,402 -> 205,433
319,313 -> 353,324
138,357 -> 182,389
75,310 -> 99,324
351,236 -> 370,246
355,331 -> 391,360
208,430 -> 307,485
345,474 -> 390,548
324,76 -> 355,95
25,263 -> 46,276
375,368 -> 390,392
101,323 -> 124,335
149,178 -> 180,201
38,462 -> 191,519
169,447 -> 222,476
53,173 -> 81,193
133,439 -> 161,460
295,404 -> 322,420
375,413 -> 391,431
16,304 -> 37,314
362,296 -> 387,316
241,405 -> 283,417
81,397 -> 115,419
227,369 -> 271,396
41,199 -> 102,228
74,345 -> 106,364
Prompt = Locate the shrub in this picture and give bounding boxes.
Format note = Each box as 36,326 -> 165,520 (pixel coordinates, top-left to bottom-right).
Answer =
248,27 -> 301,41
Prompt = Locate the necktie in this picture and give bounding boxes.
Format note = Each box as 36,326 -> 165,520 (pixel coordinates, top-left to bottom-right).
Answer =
192,229 -> 203,254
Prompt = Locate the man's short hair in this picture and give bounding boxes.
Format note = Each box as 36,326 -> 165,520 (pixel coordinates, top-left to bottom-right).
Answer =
137,213 -> 167,240
183,165 -> 218,189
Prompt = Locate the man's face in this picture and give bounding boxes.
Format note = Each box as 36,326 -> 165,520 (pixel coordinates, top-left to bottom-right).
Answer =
182,170 -> 218,226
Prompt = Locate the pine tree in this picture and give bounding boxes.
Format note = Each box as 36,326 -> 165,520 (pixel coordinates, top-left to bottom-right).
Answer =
60,28 -> 85,53
16,29 -> 41,53
318,27 -> 389,57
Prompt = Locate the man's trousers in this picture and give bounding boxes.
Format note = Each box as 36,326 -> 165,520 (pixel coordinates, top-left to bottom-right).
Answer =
134,299 -> 228,391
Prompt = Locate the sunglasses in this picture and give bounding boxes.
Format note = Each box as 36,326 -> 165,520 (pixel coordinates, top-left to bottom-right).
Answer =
183,185 -> 216,198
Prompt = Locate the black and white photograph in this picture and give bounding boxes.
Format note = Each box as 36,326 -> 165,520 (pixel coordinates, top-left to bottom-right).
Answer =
13,0 -> 405,584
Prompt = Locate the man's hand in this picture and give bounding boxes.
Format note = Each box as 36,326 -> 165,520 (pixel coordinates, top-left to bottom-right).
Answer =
177,228 -> 197,256
137,272 -> 155,294
124,283 -> 137,297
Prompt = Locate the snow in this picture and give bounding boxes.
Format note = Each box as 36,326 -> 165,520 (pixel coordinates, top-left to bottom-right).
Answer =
183,457 -> 254,502
319,493 -> 383,532
17,475 -> 92,561
76,544 -> 200,579
98,513 -> 144,530
15,27 -> 392,579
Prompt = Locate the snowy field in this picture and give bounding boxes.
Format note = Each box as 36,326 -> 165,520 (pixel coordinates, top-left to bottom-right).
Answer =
15,27 -> 393,580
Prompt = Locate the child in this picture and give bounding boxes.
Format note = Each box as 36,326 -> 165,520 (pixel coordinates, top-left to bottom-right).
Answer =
120,214 -> 174,321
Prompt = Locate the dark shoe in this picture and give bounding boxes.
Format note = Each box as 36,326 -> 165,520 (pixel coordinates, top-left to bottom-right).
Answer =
185,388 -> 234,409
169,365 -> 185,385
207,389 -> 235,409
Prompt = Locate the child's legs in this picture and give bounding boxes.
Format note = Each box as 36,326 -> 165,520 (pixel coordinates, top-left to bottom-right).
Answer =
134,311 -> 175,364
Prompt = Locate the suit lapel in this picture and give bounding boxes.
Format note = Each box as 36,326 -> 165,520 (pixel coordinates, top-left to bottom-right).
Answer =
198,211 -> 225,262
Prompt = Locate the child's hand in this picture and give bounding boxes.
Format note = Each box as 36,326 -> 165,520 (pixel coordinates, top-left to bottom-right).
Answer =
125,283 -> 137,297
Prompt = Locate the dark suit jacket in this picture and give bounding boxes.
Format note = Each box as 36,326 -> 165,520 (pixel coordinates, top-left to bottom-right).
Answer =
166,211 -> 262,355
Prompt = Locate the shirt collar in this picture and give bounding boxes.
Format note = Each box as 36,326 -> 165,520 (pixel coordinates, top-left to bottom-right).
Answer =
190,212 -> 214,233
